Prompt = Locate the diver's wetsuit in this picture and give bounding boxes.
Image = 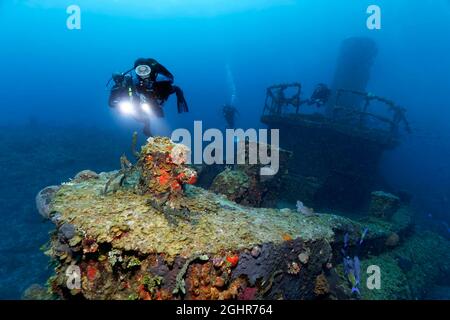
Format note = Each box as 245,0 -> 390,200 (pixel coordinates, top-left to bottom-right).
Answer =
222,105 -> 238,128
108,58 -> 188,137
133,58 -> 188,113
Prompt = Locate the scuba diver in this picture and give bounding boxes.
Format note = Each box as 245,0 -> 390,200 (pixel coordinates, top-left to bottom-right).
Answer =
222,104 -> 239,128
307,83 -> 331,107
265,83 -> 329,115
390,105 -> 411,135
108,58 -> 188,137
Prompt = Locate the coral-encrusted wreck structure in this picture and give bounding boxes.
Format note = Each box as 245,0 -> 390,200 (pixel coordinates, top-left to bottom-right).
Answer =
36,135 -> 450,300
261,38 -> 410,212
209,140 -> 292,207
103,135 -> 198,223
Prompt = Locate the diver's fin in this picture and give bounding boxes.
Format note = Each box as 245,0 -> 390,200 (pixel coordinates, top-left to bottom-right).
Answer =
173,86 -> 189,113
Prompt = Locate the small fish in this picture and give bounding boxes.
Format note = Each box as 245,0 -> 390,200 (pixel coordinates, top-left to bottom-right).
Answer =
347,270 -> 360,294
345,256 -> 361,295
351,286 -> 361,295
348,272 -> 357,287
348,271 -> 361,295
354,256 -> 361,284
359,227 -> 369,245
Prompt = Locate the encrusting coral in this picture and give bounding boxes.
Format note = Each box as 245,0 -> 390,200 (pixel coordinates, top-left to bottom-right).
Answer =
209,140 -> 292,207
103,133 -> 198,223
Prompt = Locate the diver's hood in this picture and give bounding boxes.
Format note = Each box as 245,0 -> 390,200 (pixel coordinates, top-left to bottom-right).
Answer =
135,65 -> 152,79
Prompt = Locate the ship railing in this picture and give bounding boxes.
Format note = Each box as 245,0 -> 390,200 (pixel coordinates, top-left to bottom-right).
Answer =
263,83 -> 303,115
333,89 -> 410,136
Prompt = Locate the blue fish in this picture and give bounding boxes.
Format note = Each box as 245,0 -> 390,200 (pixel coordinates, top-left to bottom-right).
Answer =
359,227 -> 369,245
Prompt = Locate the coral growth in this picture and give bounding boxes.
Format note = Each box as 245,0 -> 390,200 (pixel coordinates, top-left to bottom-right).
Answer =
287,262 -> 301,275
210,168 -> 250,203
183,256 -> 250,300
314,274 -> 330,296
36,186 -> 60,219
74,170 -> 99,182
103,134 -> 198,222
369,191 -> 400,219
22,284 -> 54,300
209,140 -> 291,207
385,232 -> 400,247
138,136 -> 197,200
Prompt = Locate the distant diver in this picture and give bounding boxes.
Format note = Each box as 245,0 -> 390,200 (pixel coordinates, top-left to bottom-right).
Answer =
390,105 -> 411,134
222,104 -> 239,128
307,83 -> 331,107
264,83 -> 329,115
108,58 -> 188,137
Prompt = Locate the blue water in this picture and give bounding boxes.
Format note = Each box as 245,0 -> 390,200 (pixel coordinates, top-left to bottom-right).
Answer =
0,1 -> 449,299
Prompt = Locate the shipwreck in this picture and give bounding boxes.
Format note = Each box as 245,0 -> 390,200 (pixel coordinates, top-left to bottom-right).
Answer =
261,37 -> 411,212
32,133 -> 449,300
